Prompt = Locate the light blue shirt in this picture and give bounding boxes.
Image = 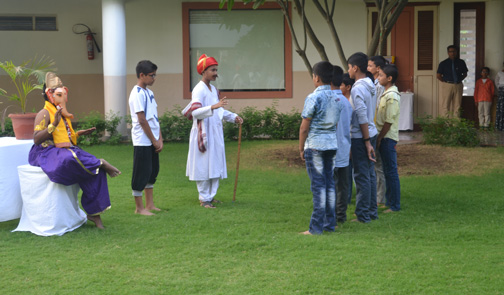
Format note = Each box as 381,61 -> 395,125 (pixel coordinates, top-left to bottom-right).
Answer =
333,90 -> 353,167
301,85 -> 343,151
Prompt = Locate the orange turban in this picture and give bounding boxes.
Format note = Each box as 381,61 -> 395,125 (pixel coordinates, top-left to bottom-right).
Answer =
197,54 -> 218,75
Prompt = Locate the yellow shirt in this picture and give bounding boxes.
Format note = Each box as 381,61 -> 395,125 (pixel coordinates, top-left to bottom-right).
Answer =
375,85 -> 400,142
44,101 -> 77,147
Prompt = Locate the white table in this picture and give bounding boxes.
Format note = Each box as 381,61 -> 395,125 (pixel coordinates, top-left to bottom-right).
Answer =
0,137 -> 33,222
399,92 -> 414,131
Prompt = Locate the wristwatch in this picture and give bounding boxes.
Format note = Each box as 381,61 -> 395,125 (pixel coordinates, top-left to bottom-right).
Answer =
363,137 -> 370,142
47,124 -> 55,134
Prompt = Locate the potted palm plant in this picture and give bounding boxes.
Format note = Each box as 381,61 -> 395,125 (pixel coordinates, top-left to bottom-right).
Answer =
0,56 -> 56,139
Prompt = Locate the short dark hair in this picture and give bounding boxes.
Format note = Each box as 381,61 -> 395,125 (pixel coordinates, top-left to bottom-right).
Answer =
136,60 -> 158,78
341,73 -> 355,87
369,56 -> 387,69
447,45 -> 458,52
381,64 -> 399,84
482,67 -> 490,73
331,65 -> 344,87
312,61 -> 333,84
347,52 -> 368,73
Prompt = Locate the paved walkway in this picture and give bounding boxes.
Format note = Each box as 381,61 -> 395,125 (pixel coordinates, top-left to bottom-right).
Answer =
398,130 -> 504,146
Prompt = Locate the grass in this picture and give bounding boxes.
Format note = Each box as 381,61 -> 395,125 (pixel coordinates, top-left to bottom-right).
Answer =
1,141 -> 503,294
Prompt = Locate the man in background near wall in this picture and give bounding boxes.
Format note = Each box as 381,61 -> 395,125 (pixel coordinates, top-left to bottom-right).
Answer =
437,45 -> 468,117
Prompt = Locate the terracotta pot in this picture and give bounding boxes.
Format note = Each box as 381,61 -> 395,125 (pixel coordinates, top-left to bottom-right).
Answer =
8,113 -> 37,140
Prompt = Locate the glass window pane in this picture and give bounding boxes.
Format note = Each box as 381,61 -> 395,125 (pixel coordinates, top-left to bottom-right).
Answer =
0,16 -> 33,31
459,9 -> 476,96
35,17 -> 57,31
189,9 -> 285,92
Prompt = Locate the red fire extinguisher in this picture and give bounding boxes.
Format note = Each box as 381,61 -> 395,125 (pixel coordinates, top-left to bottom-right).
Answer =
73,23 -> 101,60
86,33 -> 94,60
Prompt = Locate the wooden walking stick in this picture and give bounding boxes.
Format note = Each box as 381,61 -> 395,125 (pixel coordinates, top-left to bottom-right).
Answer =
233,123 -> 242,202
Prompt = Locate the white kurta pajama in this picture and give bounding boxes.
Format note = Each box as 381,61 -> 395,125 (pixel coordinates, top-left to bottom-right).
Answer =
185,81 -> 238,202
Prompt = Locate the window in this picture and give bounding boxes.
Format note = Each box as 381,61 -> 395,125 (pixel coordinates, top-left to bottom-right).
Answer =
182,2 -> 292,99
459,9 -> 477,96
0,16 -> 57,31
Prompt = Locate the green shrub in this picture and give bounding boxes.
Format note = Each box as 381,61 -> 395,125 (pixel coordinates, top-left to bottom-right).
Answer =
157,102 -> 301,142
223,103 -> 301,140
273,108 -> 302,139
104,111 -> 123,145
159,105 -> 193,142
76,111 -> 107,146
0,117 -> 14,137
76,111 -> 123,146
232,106 -> 264,140
419,115 -> 480,147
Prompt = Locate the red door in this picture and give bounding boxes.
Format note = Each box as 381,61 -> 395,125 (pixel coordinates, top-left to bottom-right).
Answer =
391,6 -> 414,92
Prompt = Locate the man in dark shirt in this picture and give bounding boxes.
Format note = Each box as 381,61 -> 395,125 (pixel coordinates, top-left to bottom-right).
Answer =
437,45 -> 468,117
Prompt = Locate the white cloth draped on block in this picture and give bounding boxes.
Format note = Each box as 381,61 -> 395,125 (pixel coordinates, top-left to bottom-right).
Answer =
184,81 -> 237,181
13,165 -> 87,236
0,138 -> 33,222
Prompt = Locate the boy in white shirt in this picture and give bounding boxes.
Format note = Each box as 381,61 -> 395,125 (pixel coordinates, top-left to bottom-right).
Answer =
129,60 -> 163,216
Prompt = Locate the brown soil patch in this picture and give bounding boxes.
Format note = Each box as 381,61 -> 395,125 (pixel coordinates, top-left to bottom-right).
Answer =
264,143 -> 504,176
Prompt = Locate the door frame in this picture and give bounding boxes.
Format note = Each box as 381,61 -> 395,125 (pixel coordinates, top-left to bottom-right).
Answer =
454,2 -> 485,124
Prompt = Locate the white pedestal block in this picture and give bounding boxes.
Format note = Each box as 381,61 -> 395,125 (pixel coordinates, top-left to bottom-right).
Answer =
13,165 -> 87,236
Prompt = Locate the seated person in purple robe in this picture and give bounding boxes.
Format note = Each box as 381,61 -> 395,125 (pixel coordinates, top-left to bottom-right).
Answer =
28,72 -> 121,229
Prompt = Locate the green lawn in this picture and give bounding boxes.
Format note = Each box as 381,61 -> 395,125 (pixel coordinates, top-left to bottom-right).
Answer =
1,141 -> 503,294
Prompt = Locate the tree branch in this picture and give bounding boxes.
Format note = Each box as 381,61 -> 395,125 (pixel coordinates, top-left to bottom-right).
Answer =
277,0 -> 313,76
293,0 -> 328,62
313,0 -> 347,68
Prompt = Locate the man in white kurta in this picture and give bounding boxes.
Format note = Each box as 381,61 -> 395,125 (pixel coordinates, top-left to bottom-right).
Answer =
184,54 -> 243,208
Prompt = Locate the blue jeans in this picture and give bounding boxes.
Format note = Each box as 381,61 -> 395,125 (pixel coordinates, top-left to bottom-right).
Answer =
379,138 -> 401,211
304,149 -> 337,234
334,164 -> 352,222
351,136 -> 378,223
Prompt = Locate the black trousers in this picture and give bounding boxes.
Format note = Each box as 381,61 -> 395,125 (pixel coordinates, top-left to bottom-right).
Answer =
131,145 -> 159,191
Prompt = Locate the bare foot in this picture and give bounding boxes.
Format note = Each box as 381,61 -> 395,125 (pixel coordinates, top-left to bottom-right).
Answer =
87,215 -> 105,229
135,208 -> 155,216
299,230 -> 312,235
146,206 -> 162,212
101,159 -> 121,177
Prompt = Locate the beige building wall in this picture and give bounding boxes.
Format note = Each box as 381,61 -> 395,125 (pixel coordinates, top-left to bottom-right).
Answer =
0,0 -> 368,118
124,0 -> 367,115
0,0 -> 103,118
1,0 -> 502,120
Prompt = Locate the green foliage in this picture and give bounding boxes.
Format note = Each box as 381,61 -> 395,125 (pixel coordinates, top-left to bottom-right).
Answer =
220,0 -> 266,10
0,56 -> 56,113
158,103 -> 301,142
76,111 -> 123,146
76,111 -> 106,146
419,115 -> 480,147
104,111 -> 123,145
0,117 -> 14,137
158,105 -> 193,142
224,103 -> 301,140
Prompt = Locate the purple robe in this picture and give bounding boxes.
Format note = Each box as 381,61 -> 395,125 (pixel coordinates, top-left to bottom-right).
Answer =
29,144 -> 111,215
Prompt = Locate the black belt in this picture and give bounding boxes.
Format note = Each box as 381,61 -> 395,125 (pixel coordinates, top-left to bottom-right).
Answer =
444,81 -> 460,84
